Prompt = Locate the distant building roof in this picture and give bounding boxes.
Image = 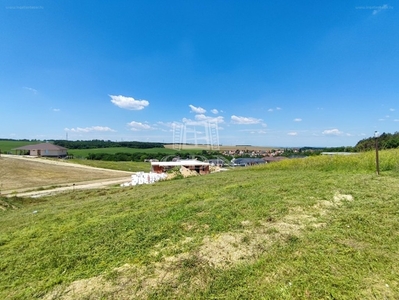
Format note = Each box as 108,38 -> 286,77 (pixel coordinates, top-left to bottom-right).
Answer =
263,156 -> 287,162
321,152 -> 358,155
232,158 -> 265,165
12,143 -> 67,151
151,160 -> 209,167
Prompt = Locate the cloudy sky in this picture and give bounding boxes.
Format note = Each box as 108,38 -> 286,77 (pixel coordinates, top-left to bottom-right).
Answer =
1,1 -> 398,147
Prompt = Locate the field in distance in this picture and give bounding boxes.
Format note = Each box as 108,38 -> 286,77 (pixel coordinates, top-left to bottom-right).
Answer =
0,156 -> 132,192
164,144 -> 278,151
68,147 -> 181,158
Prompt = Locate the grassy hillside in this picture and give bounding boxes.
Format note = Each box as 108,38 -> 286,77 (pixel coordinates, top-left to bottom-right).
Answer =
0,157 -> 132,192
1,150 -> 399,299
0,141 -> 194,157
68,147 -> 194,158
67,159 -> 151,172
0,140 -> 41,153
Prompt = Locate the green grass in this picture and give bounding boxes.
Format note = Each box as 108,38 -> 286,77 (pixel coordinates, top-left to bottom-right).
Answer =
0,140 -> 40,153
0,140 -> 198,157
68,147 -> 194,158
1,150 -> 399,299
67,159 -> 151,172
263,149 -> 399,173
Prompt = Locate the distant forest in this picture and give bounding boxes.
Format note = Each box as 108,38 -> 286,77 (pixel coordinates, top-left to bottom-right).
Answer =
354,132 -> 399,151
86,150 -> 225,162
291,132 -> 399,154
52,140 -> 165,149
3,132 -> 399,154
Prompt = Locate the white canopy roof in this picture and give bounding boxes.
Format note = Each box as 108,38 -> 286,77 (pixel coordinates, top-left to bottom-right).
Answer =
151,160 -> 209,167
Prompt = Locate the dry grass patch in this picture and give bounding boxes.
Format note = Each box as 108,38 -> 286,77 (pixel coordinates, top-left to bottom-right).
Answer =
0,156 -> 131,191
42,192 -> 354,299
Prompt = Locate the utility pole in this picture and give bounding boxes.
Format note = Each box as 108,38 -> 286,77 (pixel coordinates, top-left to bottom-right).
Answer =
374,131 -> 380,175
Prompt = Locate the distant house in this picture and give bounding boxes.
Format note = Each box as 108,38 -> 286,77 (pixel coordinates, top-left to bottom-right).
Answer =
207,158 -> 226,167
13,143 -> 68,157
151,160 -> 210,175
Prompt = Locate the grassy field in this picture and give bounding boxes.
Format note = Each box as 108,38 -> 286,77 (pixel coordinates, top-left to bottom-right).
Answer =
0,157 -> 132,192
0,140 -> 41,154
68,147 -> 181,158
164,144 -> 277,151
1,150 -> 399,299
67,159 -> 151,172
0,141 -> 198,157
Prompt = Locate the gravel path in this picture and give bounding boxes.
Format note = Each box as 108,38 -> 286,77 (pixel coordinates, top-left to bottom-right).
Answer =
1,155 -> 132,198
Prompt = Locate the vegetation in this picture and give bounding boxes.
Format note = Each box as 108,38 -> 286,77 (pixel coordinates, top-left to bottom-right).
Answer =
67,159 -> 151,172
355,132 -> 399,151
53,139 -> 165,150
82,149 -> 227,162
1,150 -> 399,299
0,140 -> 41,154
0,156 -> 131,192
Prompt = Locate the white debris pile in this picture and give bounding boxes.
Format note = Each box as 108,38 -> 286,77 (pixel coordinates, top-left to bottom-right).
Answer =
120,172 -> 167,187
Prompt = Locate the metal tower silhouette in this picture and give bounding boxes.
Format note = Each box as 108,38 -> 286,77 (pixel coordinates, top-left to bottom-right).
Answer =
173,120 -> 220,150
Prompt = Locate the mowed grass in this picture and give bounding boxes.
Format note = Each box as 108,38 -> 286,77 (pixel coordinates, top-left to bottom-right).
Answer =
1,150 -> 399,299
164,144 -> 276,151
0,157 -> 132,191
66,159 -> 151,172
0,140 -> 40,153
68,147 -> 187,158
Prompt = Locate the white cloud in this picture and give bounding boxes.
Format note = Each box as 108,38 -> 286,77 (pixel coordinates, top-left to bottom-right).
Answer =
239,129 -> 267,133
268,107 -> 281,112
65,126 -> 116,133
110,95 -> 149,110
211,109 -> 219,114
390,108 -> 395,111
53,108 -> 60,112
23,86 -> 37,94
181,114 -> 224,126
293,118 -> 302,122
195,114 -> 224,123
231,115 -> 262,124
288,132 -> 298,136
394,119 -> 399,122
127,121 -> 152,131
322,129 -> 343,136
189,104 -> 206,114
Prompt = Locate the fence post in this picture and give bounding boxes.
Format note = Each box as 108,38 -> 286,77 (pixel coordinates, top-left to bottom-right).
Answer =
374,131 -> 380,175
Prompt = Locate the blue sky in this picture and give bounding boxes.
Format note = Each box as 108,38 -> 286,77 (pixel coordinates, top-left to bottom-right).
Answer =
1,1 -> 398,147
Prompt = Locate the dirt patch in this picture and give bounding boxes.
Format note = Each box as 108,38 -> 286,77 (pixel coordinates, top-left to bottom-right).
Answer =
43,192 -> 355,299
0,155 -> 131,193
360,275 -> 397,300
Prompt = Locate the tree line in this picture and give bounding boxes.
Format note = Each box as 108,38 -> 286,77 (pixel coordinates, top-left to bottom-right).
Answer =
53,140 -> 164,149
87,150 -> 229,162
355,132 -> 399,151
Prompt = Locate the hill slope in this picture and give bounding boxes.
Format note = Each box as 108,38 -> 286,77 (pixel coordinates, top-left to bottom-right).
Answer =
1,151 -> 399,299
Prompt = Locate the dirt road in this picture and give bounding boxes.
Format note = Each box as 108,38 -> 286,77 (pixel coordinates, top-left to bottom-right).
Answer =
1,155 -> 132,198
6,177 -> 131,198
